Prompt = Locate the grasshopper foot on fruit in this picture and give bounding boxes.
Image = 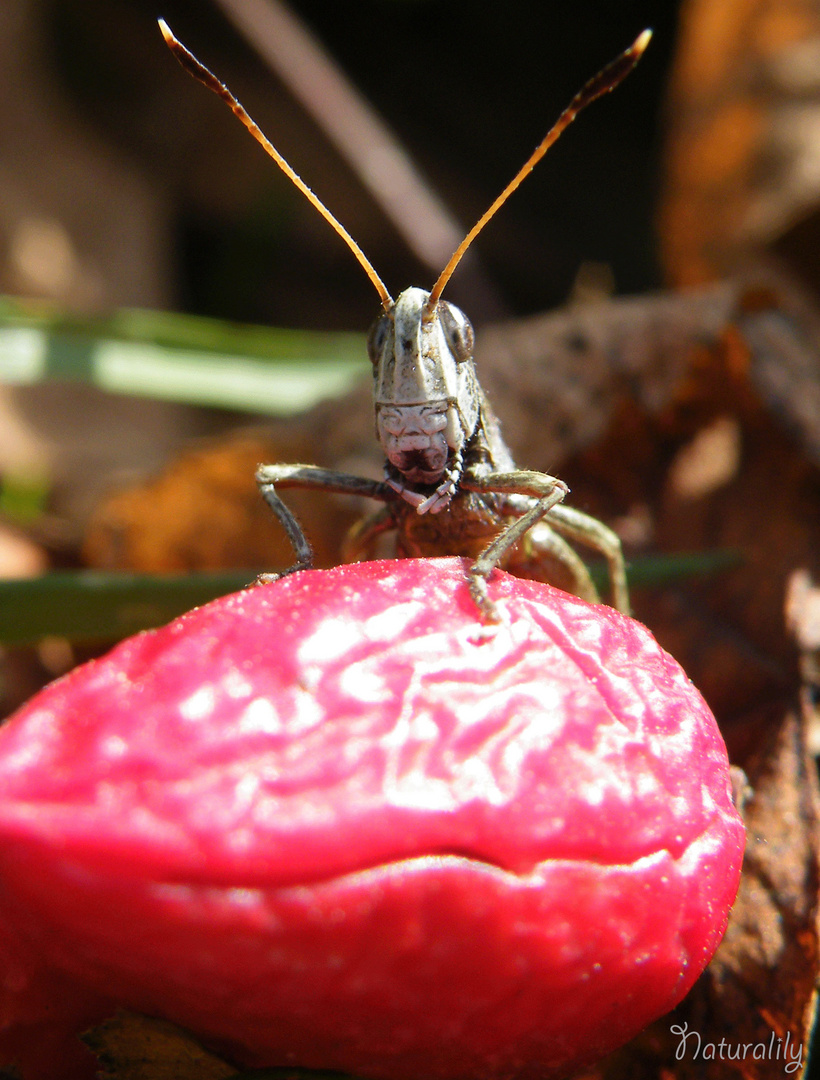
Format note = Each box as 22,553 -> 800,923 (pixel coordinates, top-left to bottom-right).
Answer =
255,563 -> 311,587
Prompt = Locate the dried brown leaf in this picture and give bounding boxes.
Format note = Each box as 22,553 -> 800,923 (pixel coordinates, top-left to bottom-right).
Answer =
82,431 -> 363,575
659,0 -> 820,286
578,707 -> 820,1080
739,276 -> 820,470
683,708 -> 819,1078
83,1011 -> 237,1080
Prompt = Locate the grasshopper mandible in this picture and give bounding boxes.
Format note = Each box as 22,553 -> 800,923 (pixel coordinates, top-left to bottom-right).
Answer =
161,20 -> 650,619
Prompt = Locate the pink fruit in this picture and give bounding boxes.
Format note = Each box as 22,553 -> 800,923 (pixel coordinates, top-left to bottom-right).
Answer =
0,557 -> 744,1079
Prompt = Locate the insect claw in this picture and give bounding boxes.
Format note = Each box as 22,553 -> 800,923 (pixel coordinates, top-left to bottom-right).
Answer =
255,572 -> 283,586
468,571 -> 503,623
256,563 -> 311,586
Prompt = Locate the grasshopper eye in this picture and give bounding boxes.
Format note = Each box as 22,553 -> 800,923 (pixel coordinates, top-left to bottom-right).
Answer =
366,313 -> 392,366
439,302 -> 475,364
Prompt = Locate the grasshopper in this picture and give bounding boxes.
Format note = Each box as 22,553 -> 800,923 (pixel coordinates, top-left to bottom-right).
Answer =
161,21 -> 650,619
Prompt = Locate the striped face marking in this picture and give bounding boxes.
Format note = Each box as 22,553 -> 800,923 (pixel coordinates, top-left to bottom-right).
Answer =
368,288 -> 477,505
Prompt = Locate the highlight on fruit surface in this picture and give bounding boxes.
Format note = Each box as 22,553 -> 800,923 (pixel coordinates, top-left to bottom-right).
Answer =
0,557 -> 744,1079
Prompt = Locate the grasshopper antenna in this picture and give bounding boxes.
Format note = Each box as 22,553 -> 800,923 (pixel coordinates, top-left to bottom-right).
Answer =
425,28 -> 653,316
158,18 -> 394,312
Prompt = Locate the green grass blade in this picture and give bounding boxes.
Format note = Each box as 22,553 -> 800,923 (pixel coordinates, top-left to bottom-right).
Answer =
0,570 -> 257,645
0,295 -> 367,414
619,549 -> 741,587
0,552 -> 741,647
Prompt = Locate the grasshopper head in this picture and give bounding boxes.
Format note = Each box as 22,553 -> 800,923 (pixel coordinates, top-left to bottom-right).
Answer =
368,287 -> 479,490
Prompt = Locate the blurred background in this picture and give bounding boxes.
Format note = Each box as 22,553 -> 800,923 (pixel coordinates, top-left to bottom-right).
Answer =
5,0 -> 820,677
4,3 -> 820,1072
2,0 -> 820,633
4,0 -> 820,669
0,0 -> 675,550
0,0 -> 675,323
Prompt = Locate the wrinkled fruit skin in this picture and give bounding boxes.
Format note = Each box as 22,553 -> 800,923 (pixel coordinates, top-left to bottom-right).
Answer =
0,557 -> 744,1080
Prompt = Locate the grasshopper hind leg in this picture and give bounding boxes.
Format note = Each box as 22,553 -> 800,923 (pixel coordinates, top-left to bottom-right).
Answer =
342,504 -> 397,563
512,521 -> 602,605
547,504 -> 629,614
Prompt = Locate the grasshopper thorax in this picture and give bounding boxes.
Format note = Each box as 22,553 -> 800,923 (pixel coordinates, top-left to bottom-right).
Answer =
368,287 -> 479,493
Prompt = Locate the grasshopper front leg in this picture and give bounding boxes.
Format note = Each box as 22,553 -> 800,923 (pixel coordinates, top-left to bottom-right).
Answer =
255,463 -> 390,582
462,471 -> 569,619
